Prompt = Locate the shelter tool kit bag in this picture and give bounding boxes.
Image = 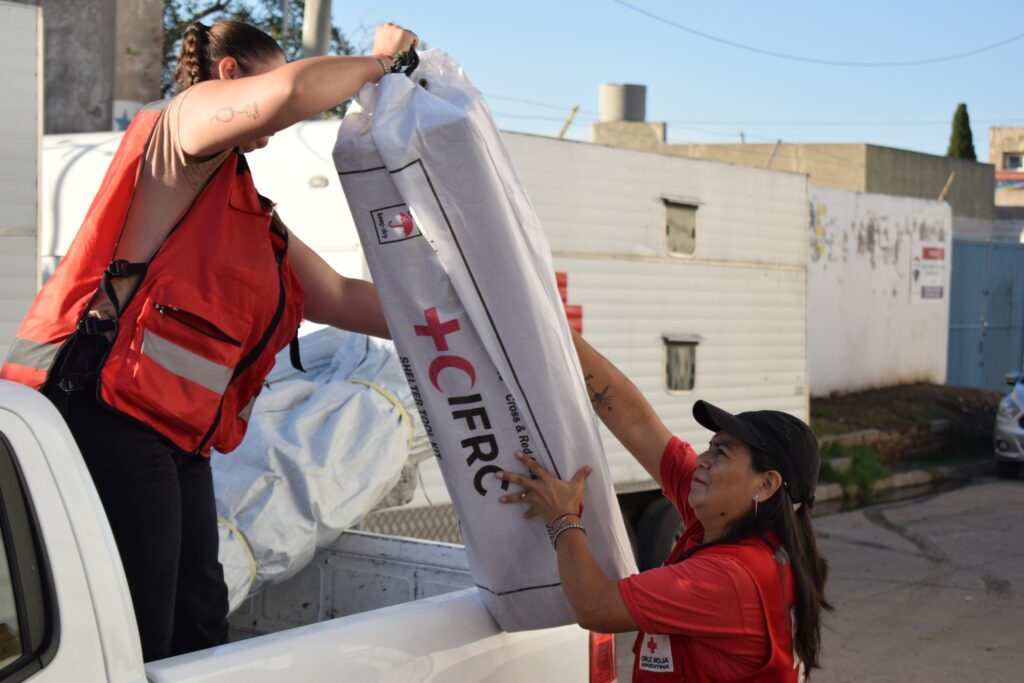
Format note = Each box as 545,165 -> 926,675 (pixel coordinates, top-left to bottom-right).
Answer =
334,49 -> 637,630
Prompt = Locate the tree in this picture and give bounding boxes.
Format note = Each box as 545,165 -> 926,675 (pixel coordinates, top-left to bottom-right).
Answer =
946,103 -> 976,161
162,0 -> 353,99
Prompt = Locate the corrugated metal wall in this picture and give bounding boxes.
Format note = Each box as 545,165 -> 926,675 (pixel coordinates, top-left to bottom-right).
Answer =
0,2 -> 40,360
947,239 -> 1024,391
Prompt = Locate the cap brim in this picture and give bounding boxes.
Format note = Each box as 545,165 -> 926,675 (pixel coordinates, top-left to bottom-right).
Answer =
692,400 -> 763,451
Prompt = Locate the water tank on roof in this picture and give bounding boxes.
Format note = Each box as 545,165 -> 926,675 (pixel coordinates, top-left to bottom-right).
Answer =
598,83 -> 647,123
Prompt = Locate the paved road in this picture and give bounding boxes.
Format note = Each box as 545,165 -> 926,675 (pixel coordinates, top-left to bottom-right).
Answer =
817,477 -> 1023,682
615,477 -> 1024,682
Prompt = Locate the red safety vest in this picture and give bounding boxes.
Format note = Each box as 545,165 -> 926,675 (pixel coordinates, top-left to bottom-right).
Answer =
1,107 -> 305,455
632,535 -> 801,682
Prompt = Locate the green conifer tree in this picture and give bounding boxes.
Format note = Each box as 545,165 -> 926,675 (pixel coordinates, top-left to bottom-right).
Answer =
946,103 -> 977,160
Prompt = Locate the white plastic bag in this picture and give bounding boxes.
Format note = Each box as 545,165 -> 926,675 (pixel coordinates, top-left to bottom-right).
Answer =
214,329 -> 428,612
334,49 -> 636,630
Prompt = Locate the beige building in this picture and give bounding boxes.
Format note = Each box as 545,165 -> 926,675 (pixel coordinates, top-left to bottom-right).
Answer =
991,127 -> 1024,208
592,84 -> 999,237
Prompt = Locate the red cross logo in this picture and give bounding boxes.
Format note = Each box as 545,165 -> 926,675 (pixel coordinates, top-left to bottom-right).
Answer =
556,272 -> 583,334
414,307 -> 461,351
647,636 -> 658,654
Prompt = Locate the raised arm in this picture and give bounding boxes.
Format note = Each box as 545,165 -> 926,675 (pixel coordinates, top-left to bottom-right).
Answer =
573,330 -> 672,485
288,230 -> 390,339
178,24 -> 416,157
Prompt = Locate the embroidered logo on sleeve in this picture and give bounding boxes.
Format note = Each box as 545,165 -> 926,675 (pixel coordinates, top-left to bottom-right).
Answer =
638,633 -> 675,673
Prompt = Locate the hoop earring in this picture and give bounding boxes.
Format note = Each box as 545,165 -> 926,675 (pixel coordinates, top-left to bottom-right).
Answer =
753,496 -> 759,517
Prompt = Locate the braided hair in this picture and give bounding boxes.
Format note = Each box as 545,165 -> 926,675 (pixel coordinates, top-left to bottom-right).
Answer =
174,20 -> 283,92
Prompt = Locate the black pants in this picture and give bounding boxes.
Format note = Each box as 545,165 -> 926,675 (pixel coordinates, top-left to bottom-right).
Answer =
43,335 -> 229,662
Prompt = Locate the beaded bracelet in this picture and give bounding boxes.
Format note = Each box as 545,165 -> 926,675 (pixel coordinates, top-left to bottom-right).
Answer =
551,523 -> 587,550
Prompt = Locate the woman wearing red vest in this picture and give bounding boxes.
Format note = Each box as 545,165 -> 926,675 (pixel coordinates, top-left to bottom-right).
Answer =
1,20 -> 416,661
500,333 -> 832,681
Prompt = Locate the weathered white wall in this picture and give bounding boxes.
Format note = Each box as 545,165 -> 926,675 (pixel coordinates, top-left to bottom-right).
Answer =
809,187 -> 952,396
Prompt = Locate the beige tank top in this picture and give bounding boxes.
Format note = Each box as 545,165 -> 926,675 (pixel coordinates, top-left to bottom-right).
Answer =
90,90 -> 230,320
117,90 -> 232,261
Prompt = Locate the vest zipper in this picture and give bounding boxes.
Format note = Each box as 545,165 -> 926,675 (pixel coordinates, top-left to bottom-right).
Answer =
153,304 -> 242,347
193,251 -> 287,455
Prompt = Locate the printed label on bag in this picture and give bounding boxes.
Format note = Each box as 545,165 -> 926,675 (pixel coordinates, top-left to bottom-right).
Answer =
638,633 -> 675,673
371,203 -> 421,244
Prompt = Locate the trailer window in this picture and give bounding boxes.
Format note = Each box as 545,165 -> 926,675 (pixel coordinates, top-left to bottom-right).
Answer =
663,200 -> 697,256
664,337 -> 699,392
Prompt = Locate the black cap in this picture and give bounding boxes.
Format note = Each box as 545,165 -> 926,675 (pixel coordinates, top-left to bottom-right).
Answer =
692,400 -> 819,506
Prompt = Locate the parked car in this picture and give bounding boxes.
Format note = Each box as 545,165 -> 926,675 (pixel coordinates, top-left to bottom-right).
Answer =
994,372 -> 1024,478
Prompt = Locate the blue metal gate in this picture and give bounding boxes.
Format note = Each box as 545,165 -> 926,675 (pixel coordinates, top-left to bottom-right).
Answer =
947,239 -> 1024,391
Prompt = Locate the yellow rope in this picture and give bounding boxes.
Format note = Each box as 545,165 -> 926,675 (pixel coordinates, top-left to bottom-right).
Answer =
348,379 -> 414,449
217,515 -> 258,596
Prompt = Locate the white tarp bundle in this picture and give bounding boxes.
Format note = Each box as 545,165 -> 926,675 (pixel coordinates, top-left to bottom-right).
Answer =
213,328 -> 429,612
334,49 -> 637,631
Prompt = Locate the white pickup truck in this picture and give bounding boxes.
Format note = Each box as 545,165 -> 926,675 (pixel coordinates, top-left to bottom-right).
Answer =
0,380 -> 617,682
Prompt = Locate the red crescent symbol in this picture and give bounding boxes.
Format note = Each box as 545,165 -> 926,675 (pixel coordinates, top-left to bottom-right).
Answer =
429,356 -> 476,391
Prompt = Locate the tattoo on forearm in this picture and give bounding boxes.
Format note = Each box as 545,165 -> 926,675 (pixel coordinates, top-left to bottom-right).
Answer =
210,102 -> 261,123
585,373 -> 613,412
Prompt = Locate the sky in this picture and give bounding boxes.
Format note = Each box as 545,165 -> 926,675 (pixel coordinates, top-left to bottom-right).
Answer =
330,0 -> 1023,161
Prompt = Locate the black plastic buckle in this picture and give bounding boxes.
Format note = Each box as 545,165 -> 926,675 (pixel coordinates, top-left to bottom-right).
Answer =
391,50 -> 420,78
106,259 -> 145,278
77,317 -> 115,336
58,376 -> 87,393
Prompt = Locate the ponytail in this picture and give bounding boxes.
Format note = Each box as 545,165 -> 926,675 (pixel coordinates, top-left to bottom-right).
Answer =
174,20 -> 283,92
175,22 -> 211,91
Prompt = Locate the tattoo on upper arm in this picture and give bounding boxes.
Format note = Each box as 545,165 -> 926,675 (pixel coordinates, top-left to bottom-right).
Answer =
585,373 -> 613,412
210,102 -> 261,123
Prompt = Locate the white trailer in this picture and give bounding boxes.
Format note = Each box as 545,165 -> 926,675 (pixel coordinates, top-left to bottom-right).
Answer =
0,1 -> 41,362
37,119 -> 810,569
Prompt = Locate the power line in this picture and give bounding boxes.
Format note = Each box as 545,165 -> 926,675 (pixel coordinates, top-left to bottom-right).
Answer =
665,118 -> 1023,127
610,0 -> 1024,67
492,111 -> 596,123
486,93 -> 598,116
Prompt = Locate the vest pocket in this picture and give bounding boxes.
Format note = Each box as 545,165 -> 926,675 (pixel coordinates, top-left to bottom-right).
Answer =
112,276 -> 253,444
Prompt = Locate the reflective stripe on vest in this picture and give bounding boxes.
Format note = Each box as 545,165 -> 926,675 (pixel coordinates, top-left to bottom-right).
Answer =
6,337 -> 62,370
141,329 -> 233,396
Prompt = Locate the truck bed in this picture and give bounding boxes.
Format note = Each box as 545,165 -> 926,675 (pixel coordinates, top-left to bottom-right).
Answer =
228,531 -> 473,638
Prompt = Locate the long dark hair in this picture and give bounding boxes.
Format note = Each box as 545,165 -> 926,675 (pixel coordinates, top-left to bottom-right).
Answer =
678,447 -> 832,675
175,20 -> 283,91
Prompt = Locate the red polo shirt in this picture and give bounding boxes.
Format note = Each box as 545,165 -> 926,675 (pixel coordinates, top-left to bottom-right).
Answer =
617,437 -> 796,681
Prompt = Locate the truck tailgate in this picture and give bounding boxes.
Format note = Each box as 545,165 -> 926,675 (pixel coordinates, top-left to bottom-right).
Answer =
145,588 -> 588,682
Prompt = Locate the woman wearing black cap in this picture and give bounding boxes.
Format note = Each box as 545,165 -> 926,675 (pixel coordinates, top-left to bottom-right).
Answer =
498,333 -> 831,681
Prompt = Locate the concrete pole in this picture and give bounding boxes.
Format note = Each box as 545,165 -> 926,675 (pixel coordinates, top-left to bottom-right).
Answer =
302,0 -> 332,59
44,0 -> 117,133
112,0 -> 163,130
